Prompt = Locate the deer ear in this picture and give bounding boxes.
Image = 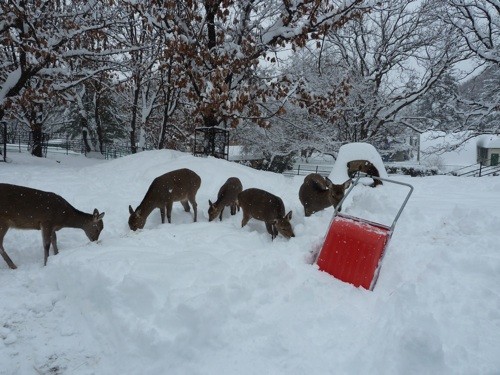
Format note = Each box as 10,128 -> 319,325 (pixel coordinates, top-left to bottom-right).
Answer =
129,205 -> 135,215
285,211 -> 293,220
325,176 -> 334,189
343,179 -> 352,189
93,209 -> 105,221
208,199 -> 213,207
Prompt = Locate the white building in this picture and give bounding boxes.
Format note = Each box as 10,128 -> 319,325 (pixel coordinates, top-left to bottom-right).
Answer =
477,135 -> 500,166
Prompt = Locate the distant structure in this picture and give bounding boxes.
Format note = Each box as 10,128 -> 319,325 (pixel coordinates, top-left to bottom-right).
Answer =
193,127 -> 229,160
477,135 -> 500,166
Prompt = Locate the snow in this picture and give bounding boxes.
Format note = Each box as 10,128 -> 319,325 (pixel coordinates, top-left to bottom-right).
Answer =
477,134 -> 500,149
1,149 -> 500,374
0,67 -> 22,104
328,142 -> 388,184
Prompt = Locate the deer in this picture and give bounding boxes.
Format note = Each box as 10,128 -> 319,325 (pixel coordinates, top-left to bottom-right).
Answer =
0,183 -> 105,269
299,173 -> 351,217
208,177 -> 243,222
128,168 -> 201,231
347,160 -> 383,187
238,188 -> 295,240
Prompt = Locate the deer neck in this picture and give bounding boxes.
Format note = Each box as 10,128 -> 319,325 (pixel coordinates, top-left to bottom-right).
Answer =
137,196 -> 159,219
63,208 -> 92,229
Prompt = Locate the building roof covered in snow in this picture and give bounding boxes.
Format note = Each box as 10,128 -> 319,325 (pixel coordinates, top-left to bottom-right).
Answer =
477,135 -> 500,149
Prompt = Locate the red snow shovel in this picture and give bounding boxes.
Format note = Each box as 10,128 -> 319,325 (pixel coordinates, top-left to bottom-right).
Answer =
314,173 -> 413,291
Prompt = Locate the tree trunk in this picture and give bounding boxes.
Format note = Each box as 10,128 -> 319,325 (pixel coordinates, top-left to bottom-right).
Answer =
82,127 -> 91,154
158,104 -> 169,149
30,104 -> 44,157
94,94 -> 105,154
31,125 -> 43,157
129,77 -> 141,154
203,115 -> 218,156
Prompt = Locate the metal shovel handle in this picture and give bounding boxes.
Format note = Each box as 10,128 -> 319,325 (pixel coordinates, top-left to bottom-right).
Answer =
334,172 -> 414,233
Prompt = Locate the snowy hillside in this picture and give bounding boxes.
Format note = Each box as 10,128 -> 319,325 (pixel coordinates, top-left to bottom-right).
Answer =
1,150 -> 499,374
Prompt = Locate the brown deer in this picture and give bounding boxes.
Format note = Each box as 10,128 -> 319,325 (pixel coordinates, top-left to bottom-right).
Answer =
208,177 -> 243,222
238,188 -> 295,240
0,183 -> 105,269
299,173 -> 351,217
347,160 -> 383,186
128,168 -> 201,230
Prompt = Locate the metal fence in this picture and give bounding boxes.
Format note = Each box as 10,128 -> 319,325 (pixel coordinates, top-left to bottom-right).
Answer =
1,130 -> 137,160
283,163 -> 333,177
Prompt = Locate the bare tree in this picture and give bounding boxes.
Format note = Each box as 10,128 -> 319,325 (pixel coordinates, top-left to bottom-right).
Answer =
443,0 -> 500,135
321,0 -> 468,142
249,0 -> 468,158
0,0 -> 123,156
445,0 -> 499,64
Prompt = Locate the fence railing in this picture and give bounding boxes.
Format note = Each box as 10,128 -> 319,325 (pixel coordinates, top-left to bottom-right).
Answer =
450,159 -> 500,177
1,130 -> 139,160
283,163 -> 333,177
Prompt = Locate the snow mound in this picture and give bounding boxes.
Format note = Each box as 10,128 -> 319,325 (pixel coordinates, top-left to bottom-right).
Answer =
329,142 -> 388,184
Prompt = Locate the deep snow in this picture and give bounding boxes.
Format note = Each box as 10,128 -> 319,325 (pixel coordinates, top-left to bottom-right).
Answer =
1,150 -> 499,375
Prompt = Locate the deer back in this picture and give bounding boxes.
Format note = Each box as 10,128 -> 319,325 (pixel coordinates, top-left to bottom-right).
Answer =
299,174 -> 350,216
347,160 -> 377,177
208,177 -> 243,221
128,168 -> 201,229
239,188 -> 284,221
0,183 -> 104,237
238,188 -> 294,238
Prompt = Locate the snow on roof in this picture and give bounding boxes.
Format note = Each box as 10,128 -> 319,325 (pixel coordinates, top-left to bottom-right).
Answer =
477,135 -> 500,149
328,142 -> 388,184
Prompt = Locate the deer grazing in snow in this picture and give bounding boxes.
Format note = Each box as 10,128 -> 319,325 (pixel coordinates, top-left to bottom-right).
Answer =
0,183 -> 105,269
347,160 -> 383,187
208,177 -> 243,222
238,188 -> 295,240
299,173 -> 351,217
128,168 -> 201,230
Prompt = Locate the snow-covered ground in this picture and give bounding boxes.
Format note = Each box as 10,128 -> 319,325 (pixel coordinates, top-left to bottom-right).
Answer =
1,150 -> 499,375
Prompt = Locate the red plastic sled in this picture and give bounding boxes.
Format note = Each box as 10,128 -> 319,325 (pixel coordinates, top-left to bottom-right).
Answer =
315,174 -> 413,290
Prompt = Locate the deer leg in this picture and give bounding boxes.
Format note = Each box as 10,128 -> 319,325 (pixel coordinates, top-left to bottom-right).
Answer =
160,206 -> 166,224
166,201 -> 173,224
51,231 -> 59,255
181,200 -> 191,212
41,226 -> 52,266
265,223 -> 278,240
188,195 -> 198,222
265,222 -> 274,236
219,206 -> 224,221
0,225 -> 17,269
230,204 -> 236,216
241,211 -> 251,227
272,225 -> 279,240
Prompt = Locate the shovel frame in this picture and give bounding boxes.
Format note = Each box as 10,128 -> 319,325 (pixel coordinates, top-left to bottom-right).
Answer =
335,172 -> 414,233
314,172 -> 414,290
